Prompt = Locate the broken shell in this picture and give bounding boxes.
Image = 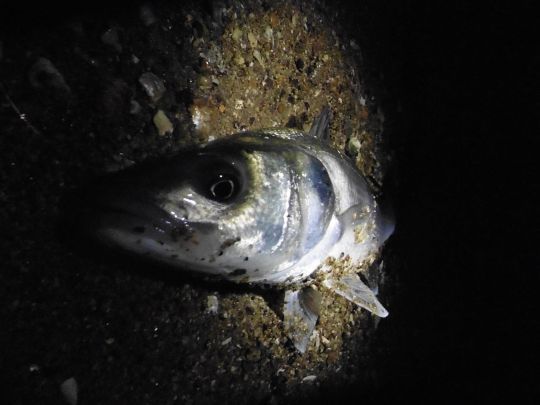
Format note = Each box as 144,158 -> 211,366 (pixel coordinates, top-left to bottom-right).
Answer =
138,72 -> 166,102
302,375 -> 317,383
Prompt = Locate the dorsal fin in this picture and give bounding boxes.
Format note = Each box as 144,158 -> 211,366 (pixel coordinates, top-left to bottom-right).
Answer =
308,106 -> 331,140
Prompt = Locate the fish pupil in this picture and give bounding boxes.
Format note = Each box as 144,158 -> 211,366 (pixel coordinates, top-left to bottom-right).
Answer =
209,175 -> 236,201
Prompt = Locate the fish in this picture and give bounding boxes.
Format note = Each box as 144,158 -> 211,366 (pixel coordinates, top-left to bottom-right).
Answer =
82,107 -> 394,352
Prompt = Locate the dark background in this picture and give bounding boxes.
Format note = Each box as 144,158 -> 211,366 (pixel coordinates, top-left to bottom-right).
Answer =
338,1 -> 537,402
1,0 -> 536,403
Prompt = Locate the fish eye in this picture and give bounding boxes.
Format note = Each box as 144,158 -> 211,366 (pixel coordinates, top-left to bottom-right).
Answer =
191,156 -> 244,203
207,174 -> 238,202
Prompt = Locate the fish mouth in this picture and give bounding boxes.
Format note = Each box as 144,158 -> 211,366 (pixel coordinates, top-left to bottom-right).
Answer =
94,196 -> 192,237
71,180 -> 191,239
68,179 -> 217,246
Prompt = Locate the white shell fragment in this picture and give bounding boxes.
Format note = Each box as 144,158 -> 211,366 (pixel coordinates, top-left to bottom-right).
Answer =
221,337 -> 232,346
60,377 -> 78,405
302,375 -> 317,383
323,273 -> 388,317
139,72 -> 166,101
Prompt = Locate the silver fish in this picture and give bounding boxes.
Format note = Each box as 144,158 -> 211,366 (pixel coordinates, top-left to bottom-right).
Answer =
85,108 -> 393,352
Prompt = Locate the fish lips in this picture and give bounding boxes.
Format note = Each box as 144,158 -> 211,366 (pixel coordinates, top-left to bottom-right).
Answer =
95,196 -> 191,239
67,178 -> 190,241
92,196 -> 221,242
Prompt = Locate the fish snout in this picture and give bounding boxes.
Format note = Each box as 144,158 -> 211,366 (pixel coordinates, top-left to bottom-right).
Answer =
71,179 -> 192,242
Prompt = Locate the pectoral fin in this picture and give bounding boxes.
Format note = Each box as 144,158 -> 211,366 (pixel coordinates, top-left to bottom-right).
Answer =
283,286 -> 322,353
308,106 -> 331,140
323,273 -> 388,317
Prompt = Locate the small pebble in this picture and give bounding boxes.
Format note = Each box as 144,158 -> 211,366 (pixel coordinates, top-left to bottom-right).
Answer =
264,27 -> 273,43
139,5 -> 157,26
206,295 -> 219,314
234,53 -> 245,65
253,50 -> 264,67
232,28 -> 242,41
302,375 -> 317,383
28,57 -> 70,94
28,364 -> 40,373
153,110 -> 173,136
347,136 -> 362,155
247,32 -> 257,47
221,337 -> 232,345
60,377 -> 78,405
101,28 -> 122,52
129,100 -> 141,114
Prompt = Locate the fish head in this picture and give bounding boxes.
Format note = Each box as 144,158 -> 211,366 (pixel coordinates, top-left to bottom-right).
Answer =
78,133 -> 339,283
80,146 -> 255,276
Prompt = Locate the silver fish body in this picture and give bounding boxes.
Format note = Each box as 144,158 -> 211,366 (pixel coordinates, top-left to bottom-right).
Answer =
91,130 -> 389,284
84,110 -> 393,352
